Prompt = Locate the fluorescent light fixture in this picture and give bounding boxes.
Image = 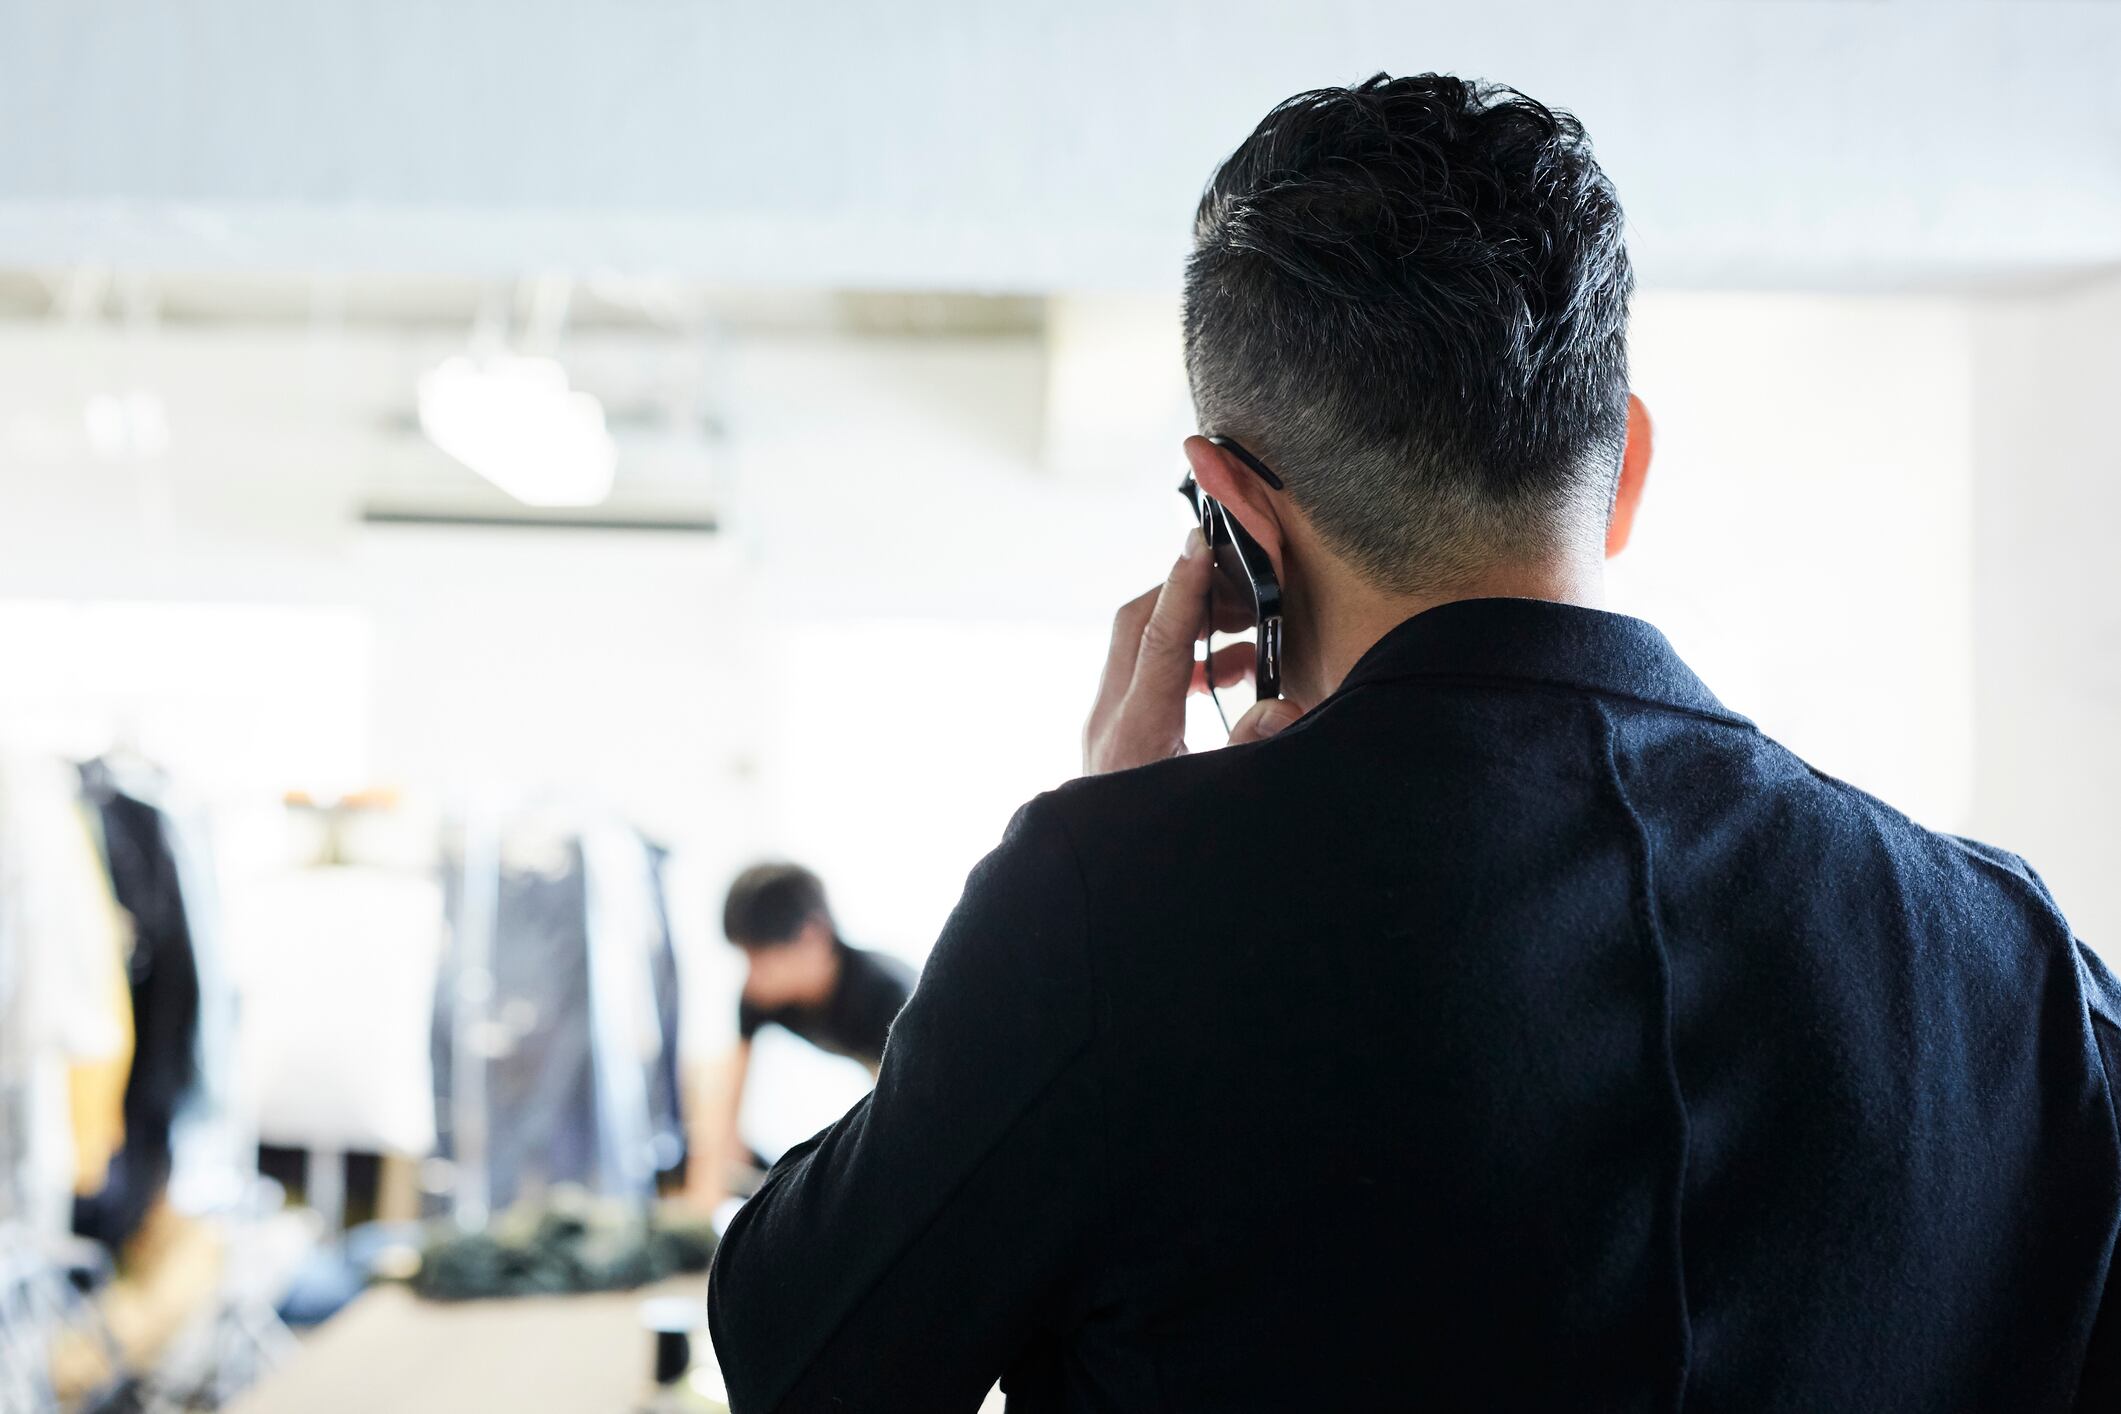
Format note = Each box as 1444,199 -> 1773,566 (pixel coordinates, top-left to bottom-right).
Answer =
416,353 -> 616,508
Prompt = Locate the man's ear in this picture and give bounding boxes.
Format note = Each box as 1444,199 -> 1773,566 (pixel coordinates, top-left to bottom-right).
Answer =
1606,394 -> 1653,558
1183,435 -> 1287,580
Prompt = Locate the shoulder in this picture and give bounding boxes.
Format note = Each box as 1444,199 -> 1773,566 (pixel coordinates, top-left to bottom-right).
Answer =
1777,746 -> 2076,926
1942,832 -> 2074,924
1791,757 -> 2109,1016
918,792 -> 1094,1008
1043,726 -> 1301,853
1950,839 -> 2121,1040
880,792 -> 1098,1096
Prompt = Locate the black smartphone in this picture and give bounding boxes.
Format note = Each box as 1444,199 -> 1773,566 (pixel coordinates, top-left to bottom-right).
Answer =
1178,466 -> 1283,732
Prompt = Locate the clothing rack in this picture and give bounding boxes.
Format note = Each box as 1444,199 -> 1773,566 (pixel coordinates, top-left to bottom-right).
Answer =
1,749 -> 287,1411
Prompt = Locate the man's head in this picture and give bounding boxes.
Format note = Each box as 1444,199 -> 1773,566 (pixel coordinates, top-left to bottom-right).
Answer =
724,862 -> 840,1008
1183,73 -> 1646,602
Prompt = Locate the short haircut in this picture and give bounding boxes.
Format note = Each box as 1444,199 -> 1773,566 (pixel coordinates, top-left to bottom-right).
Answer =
723,863 -> 831,948
1184,73 -> 1635,594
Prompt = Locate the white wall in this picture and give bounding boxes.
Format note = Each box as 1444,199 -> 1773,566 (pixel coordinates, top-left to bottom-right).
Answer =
1614,293 -> 1978,834
1968,271 -> 2121,950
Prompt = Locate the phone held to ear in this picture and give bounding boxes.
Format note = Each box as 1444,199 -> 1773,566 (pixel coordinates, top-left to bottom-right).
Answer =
1178,457 -> 1283,734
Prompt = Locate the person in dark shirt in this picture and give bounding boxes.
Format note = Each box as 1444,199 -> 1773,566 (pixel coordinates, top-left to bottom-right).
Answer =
709,74 -> 2121,1412
687,863 -> 911,1208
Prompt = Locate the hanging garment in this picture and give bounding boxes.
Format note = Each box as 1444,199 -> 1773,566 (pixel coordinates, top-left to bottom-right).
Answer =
642,841 -> 686,1179
73,761 -> 202,1252
433,816 -> 684,1214
0,754 -> 133,1236
153,791 -> 245,1214
66,801 -> 136,1194
434,838 -> 600,1210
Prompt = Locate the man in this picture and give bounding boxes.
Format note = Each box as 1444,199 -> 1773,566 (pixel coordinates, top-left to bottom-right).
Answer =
686,863 -> 911,1207
710,74 -> 2121,1410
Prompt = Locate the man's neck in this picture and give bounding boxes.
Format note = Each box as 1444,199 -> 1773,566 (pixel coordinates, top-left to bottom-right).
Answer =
1294,553 -> 1608,704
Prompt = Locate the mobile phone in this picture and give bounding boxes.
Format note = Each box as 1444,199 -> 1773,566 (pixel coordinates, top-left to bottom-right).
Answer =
1177,470 -> 1283,730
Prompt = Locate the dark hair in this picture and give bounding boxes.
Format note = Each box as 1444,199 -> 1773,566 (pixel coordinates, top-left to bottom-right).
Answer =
1184,73 -> 1635,593
723,863 -> 831,948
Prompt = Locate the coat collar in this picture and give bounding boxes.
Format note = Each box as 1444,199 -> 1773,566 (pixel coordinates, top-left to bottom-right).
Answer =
1329,597 -> 1750,727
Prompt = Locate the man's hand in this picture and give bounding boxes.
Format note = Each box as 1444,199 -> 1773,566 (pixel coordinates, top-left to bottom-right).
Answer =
1082,529 -> 1306,775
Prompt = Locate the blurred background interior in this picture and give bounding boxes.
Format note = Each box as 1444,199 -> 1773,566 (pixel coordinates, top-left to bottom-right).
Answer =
2,2 -> 2120,1411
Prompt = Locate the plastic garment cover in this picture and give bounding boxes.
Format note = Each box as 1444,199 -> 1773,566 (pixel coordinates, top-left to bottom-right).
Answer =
154,792 -> 248,1215
431,811 -> 683,1221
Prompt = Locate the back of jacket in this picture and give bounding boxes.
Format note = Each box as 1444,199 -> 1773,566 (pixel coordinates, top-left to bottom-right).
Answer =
708,600 -> 2121,1413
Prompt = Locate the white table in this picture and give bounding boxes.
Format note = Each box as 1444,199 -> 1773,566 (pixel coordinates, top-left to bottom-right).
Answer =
228,1277 -> 713,1414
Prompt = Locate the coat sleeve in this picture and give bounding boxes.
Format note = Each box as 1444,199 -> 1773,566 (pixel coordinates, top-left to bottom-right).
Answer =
707,797 -> 1102,1413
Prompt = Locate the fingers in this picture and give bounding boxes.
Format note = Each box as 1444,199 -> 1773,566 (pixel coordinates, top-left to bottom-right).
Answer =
1087,527 -> 1296,776
1093,582 -> 1163,723
1130,529 -> 1212,704
1228,696 -> 1306,745
1084,531 -> 1209,776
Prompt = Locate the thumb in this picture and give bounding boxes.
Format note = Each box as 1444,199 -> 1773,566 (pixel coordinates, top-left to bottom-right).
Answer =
1229,697 -> 1305,745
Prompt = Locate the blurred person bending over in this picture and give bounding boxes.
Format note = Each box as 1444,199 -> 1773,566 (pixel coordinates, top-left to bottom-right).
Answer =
710,74 -> 2121,1411
687,864 -> 910,1207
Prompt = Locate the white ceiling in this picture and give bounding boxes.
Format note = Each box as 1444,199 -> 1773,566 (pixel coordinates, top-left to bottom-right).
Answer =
2,0 -> 2119,292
